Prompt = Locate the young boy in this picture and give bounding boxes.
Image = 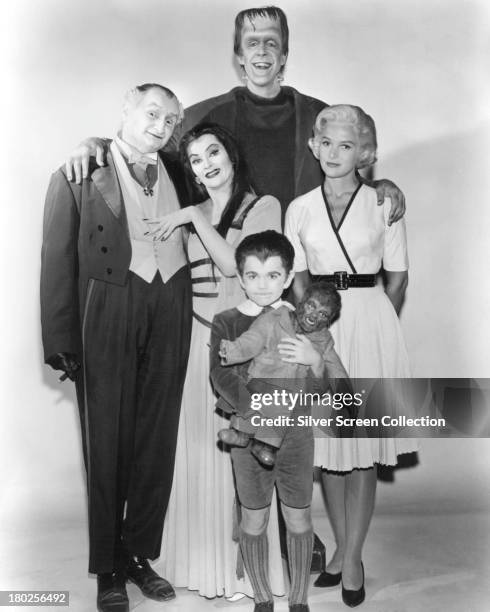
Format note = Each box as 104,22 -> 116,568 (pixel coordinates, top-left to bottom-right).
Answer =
218,280 -> 346,467
210,230 -> 347,612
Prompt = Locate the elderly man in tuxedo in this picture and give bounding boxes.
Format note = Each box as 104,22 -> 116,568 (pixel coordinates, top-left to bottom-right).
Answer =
41,83 -> 192,612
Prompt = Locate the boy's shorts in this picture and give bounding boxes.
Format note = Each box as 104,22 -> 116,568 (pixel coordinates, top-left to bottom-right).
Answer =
231,424 -> 313,510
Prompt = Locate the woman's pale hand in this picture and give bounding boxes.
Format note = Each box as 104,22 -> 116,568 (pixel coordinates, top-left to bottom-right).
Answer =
65,137 -> 106,184
144,207 -> 195,240
278,335 -> 323,368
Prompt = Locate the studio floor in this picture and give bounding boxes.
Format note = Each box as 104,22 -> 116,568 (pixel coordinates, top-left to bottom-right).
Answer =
1,489 -> 489,612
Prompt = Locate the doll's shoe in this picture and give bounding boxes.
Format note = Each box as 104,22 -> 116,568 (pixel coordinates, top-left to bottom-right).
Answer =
341,563 -> 365,607
218,428 -> 251,447
251,441 -> 277,467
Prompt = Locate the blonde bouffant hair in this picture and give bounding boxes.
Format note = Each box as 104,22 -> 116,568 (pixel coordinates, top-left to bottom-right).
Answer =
309,104 -> 378,169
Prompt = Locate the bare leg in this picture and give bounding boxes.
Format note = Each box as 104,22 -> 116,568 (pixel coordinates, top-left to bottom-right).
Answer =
320,466 -> 377,586
342,466 -> 377,589
319,470 -> 346,573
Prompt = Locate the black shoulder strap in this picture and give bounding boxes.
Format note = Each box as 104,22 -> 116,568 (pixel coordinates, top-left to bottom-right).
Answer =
230,196 -> 262,230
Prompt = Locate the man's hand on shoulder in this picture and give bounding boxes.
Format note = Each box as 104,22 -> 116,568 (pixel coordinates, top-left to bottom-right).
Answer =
66,137 -> 107,184
372,178 -> 406,225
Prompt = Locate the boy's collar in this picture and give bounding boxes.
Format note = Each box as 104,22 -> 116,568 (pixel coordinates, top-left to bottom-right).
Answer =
237,299 -> 295,316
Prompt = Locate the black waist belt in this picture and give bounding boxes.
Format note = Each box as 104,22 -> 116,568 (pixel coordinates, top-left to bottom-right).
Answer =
312,271 -> 377,290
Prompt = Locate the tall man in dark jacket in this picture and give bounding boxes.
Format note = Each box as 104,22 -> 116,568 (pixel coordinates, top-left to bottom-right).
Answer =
41,83 -> 192,612
182,6 -> 405,223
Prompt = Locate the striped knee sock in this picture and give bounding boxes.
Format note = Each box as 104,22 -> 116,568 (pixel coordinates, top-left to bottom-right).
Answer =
239,528 -> 273,604
287,528 -> 314,605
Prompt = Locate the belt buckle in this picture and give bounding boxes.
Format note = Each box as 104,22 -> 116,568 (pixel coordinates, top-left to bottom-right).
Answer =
333,271 -> 349,290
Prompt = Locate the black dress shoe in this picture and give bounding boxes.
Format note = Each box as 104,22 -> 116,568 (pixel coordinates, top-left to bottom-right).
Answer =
341,563 -> 365,607
97,572 -> 129,612
314,569 -> 342,587
126,556 -> 175,601
254,602 -> 274,612
289,605 -> 310,611
310,533 -> 326,573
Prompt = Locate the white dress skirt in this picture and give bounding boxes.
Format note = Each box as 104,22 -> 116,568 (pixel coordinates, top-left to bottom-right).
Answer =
285,183 -> 418,471
157,195 -> 286,598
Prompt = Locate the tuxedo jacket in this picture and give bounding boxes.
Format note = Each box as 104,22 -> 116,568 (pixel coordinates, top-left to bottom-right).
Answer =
40,147 -> 189,362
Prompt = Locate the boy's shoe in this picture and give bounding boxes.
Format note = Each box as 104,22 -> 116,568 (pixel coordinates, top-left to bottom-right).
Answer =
251,441 -> 277,467
254,602 -> 274,611
218,428 -> 251,447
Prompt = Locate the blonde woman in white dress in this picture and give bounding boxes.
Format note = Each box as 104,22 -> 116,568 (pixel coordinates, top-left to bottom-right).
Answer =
285,105 -> 417,607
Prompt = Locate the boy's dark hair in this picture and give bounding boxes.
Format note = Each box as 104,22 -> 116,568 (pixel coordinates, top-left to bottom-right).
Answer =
303,281 -> 342,324
233,6 -> 289,56
235,230 -> 294,276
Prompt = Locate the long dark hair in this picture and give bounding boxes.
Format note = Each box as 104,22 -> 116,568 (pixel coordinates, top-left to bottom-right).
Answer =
179,122 -> 254,238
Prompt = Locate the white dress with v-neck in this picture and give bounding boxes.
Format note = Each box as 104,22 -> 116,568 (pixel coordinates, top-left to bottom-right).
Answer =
285,183 -> 418,470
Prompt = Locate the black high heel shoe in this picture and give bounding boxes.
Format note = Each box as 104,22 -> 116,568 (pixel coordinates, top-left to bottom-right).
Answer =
341,562 -> 365,607
314,569 -> 341,587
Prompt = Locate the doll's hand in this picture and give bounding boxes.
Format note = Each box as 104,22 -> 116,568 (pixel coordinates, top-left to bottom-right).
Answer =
372,178 -> 406,225
65,137 -> 107,184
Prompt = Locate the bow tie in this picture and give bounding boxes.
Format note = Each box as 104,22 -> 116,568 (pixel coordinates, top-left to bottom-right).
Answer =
126,152 -> 158,167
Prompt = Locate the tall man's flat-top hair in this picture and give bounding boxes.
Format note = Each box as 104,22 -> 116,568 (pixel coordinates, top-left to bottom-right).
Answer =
235,230 -> 295,276
233,6 -> 289,56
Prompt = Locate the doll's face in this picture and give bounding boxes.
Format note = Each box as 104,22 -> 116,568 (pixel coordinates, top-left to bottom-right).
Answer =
296,293 -> 335,333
